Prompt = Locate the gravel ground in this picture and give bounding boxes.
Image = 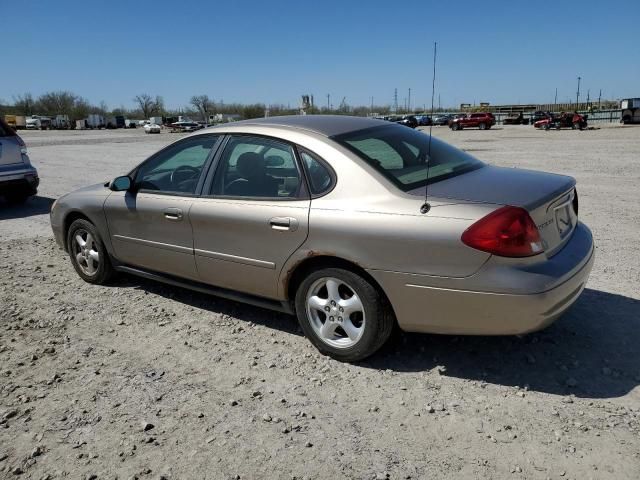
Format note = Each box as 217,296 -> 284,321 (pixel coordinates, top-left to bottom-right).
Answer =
1,125 -> 639,479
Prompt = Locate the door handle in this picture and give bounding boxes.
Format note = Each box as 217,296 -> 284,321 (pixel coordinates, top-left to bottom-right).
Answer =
270,217 -> 298,232
163,208 -> 183,221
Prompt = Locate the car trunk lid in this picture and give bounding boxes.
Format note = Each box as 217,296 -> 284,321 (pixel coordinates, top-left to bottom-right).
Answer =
0,121 -> 25,166
410,165 -> 577,256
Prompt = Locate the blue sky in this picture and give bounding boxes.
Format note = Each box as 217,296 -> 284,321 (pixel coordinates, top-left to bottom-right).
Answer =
2,0 -> 638,110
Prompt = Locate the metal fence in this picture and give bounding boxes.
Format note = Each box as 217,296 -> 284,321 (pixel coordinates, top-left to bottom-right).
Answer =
493,109 -> 622,125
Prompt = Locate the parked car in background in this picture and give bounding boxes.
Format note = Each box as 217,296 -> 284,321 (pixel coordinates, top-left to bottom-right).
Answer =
432,114 -> 453,126
394,115 -> 418,129
535,112 -> 588,130
169,121 -> 203,133
531,111 -> 553,124
0,117 -> 39,204
50,115 -> 594,361
144,123 -> 161,134
503,112 -> 530,125
414,115 -> 432,126
26,116 -> 52,130
450,112 -> 496,130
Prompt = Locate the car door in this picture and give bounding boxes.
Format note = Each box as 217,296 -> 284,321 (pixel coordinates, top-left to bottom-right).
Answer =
104,134 -> 221,280
190,134 -> 310,299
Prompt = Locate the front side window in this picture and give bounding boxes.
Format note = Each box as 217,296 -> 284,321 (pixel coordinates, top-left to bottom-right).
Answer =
333,125 -> 484,191
210,136 -> 302,198
135,135 -> 219,195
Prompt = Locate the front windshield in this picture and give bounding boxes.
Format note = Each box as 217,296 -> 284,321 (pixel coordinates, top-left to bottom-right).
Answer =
333,124 -> 483,191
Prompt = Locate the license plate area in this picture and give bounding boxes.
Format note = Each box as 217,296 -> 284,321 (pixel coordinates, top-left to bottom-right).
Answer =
555,203 -> 573,239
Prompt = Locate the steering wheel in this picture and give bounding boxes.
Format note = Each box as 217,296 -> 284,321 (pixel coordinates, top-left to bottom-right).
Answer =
170,165 -> 200,188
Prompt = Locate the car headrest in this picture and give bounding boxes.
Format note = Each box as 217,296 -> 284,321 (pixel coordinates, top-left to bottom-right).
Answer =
236,152 -> 265,179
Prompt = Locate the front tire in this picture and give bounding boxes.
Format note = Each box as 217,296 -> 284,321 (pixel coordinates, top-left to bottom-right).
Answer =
479,122 -> 487,130
295,268 -> 395,362
66,219 -> 114,284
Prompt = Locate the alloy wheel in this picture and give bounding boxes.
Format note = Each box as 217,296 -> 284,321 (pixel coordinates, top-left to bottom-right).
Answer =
306,277 -> 366,348
72,229 -> 100,276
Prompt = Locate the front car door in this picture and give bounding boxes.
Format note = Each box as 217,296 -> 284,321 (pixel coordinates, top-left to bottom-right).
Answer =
104,134 -> 221,280
190,134 -> 310,299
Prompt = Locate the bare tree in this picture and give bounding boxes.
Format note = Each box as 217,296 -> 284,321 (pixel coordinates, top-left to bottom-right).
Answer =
37,91 -> 77,117
134,94 -> 155,118
13,93 -> 36,116
190,94 -> 213,122
152,96 -> 165,116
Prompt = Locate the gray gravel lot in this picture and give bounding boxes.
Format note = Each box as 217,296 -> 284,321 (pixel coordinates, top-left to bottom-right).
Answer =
1,124 -> 639,479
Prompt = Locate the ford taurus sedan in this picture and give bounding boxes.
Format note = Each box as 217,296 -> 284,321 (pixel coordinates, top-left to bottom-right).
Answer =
50,115 -> 594,361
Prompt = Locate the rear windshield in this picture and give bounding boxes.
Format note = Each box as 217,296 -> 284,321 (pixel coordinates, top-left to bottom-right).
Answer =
332,124 -> 483,191
0,118 -> 17,137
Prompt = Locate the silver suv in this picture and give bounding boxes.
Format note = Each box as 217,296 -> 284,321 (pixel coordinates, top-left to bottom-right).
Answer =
0,118 -> 39,204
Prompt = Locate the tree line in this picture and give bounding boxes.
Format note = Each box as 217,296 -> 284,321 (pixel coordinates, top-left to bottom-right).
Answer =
1,91 -> 399,122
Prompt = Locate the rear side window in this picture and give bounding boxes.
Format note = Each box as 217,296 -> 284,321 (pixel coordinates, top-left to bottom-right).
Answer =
299,148 -> 334,196
0,118 -> 16,137
333,124 -> 484,191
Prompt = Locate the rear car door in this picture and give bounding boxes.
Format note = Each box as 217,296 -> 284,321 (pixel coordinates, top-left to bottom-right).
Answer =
104,134 -> 221,280
190,135 -> 310,299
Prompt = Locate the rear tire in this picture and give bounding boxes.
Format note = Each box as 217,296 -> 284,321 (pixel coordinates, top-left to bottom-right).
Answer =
295,268 -> 395,362
451,123 -> 460,131
479,123 -> 487,130
66,219 -> 114,285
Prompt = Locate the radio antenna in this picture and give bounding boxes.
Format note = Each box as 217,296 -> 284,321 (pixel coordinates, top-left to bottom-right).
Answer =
421,41 -> 437,214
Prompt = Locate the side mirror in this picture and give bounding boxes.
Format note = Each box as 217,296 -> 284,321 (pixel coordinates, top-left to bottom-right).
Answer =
110,175 -> 132,192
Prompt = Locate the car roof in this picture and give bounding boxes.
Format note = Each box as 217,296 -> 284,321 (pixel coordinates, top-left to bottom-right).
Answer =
200,115 -> 389,137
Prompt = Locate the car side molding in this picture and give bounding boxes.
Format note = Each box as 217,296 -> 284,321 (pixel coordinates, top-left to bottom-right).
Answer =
114,265 -> 294,314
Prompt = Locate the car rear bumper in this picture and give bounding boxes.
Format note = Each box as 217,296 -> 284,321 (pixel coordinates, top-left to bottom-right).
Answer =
368,222 -> 594,335
0,165 -> 39,195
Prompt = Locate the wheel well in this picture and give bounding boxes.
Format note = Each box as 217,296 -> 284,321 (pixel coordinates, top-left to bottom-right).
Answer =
286,255 -> 396,315
62,211 -> 91,251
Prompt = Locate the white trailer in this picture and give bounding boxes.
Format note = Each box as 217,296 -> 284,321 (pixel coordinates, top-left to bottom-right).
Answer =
621,98 -> 640,124
149,116 -> 164,126
52,114 -> 70,129
86,114 -> 105,129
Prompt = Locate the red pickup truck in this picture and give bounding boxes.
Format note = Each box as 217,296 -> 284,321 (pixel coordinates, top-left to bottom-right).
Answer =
450,112 -> 496,131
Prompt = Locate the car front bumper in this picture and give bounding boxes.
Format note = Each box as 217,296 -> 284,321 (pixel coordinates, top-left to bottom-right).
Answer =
368,222 -> 595,335
0,165 -> 39,195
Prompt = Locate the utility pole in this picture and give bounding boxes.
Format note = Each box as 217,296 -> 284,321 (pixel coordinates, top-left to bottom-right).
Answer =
586,89 -> 590,108
438,94 -> 441,111
408,88 -> 411,112
576,76 -> 581,109
370,96 -> 374,115
598,89 -> 602,110
327,94 -> 330,111
394,88 -> 398,113
554,87 -> 558,107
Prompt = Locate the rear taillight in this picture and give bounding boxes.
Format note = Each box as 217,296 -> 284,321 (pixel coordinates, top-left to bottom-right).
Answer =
15,135 -> 28,154
461,206 -> 544,257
